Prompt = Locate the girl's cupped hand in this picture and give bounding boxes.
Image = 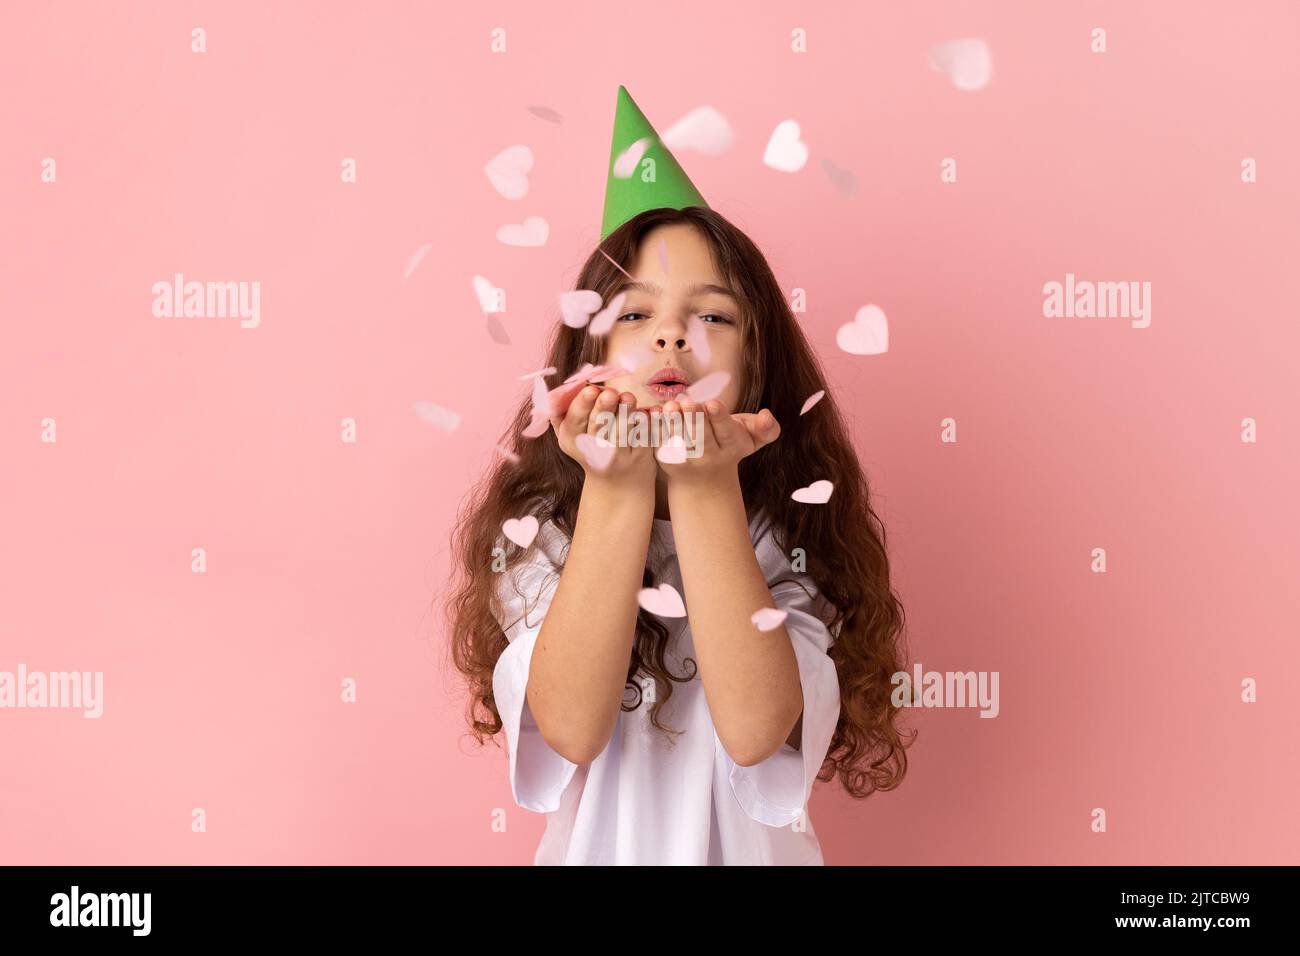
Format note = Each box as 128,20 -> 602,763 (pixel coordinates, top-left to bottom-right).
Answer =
551,385 -> 657,486
656,399 -> 781,487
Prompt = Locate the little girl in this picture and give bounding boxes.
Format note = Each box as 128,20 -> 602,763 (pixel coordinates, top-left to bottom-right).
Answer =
447,87 -> 911,865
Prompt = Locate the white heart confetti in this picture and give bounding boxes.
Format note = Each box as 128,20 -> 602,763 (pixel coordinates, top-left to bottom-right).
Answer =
763,119 -> 808,173
497,216 -> 549,247
661,105 -> 735,154
928,38 -> 992,91
836,305 -> 888,355
484,144 -> 533,199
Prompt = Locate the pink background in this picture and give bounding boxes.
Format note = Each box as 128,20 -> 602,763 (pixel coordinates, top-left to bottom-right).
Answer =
2,1 -> 1297,864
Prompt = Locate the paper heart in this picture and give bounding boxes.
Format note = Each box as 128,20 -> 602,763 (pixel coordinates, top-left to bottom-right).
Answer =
661,105 -> 735,154
799,390 -> 826,415
404,242 -> 432,281
928,38 -> 992,91
684,370 -> 730,403
791,479 -> 834,504
413,401 -> 461,431
521,415 -> 550,438
485,312 -> 510,345
531,375 -> 553,418
613,137 -> 653,178
502,515 -> 539,548
526,105 -> 563,124
821,158 -> 857,197
497,216 -> 549,247
559,290 -> 603,329
655,434 -> 688,464
638,583 -> 687,618
484,144 -> 533,199
472,275 -> 503,314
751,607 -> 789,632
575,433 -> 617,472
685,314 -> 711,363
763,119 -> 808,173
587,291 -> 628,337
836,304 -> 889,355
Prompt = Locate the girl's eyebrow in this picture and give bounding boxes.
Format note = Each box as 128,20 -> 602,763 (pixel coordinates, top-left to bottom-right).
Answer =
617,279 -> 738,300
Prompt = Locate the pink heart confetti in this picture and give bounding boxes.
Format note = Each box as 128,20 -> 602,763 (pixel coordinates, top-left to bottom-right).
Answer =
751,608 -> 789,632
497,216 -> 549,247
655,434 -> 688,464
413,401 -> 462,431
686,313 -> 711,363
575,433 -> 616,471
484,144 -> 533,199
637,583 -> 687,618
471,275 -> 502,314
559,290 -> 604,329
928,38 -> 992,91
521,415 -> 551,438
684,370 -> 730,403
587,291 -> 628,337
661,105 -> 735,155
799,390 -> 826,415
404,242 -> 432,281
836,305 -> 888,355
791,479 -> 834,504
502,515 -> 539,548
613,137 -> 653,178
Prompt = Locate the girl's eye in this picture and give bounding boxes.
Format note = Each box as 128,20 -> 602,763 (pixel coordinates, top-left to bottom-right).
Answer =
616,312 -> 732,325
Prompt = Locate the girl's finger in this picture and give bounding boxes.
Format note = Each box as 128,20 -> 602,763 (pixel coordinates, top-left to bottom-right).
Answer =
588,387 -> 619,435
705,400 -> 736,445
566,385 -> 600,431
679,400 -> 707,451
731,408 -> 780,449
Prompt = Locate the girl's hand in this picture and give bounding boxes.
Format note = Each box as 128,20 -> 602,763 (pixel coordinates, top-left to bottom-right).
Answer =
551,385 -> 657,487
656,399 -> 781,487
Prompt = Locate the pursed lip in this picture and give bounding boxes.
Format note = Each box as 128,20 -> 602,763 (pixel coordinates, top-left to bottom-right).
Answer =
645,365 -> 693,387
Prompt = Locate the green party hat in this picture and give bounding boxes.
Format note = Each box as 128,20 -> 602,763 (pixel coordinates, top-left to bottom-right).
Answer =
600,85 -> 709,241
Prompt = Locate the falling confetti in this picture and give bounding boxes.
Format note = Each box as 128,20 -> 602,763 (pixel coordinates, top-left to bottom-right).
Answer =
484,144 -> 533,199
613,136 -> 653,178
403,242 -> 432,280
800,390 -> 826,415
791,479 -> 834,504
836,305 -> 888,355
661,105 -> 734,154
763,120 -> 808,173
928,38 -> 992,91
502,515 -> 539,548
413,401 -> 462,431
637,582 -> 687,618
497,216 -> 549,247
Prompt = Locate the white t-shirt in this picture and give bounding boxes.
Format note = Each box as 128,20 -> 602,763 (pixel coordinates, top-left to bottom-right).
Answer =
490,510 -> 842,865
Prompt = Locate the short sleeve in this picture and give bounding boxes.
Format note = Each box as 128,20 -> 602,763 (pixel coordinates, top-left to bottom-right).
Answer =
490,523 -> 580,813
717,578 -> 841,828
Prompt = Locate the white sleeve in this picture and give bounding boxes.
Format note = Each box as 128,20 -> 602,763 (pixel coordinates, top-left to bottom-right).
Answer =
490,527 -> 580,813
716,578 -> 841,828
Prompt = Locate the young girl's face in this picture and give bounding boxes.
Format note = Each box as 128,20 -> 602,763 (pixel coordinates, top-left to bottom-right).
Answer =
600,223 -> 744,412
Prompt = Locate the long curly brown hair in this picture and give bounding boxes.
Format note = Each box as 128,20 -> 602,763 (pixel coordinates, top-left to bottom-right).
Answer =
444,206 -> 914,798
